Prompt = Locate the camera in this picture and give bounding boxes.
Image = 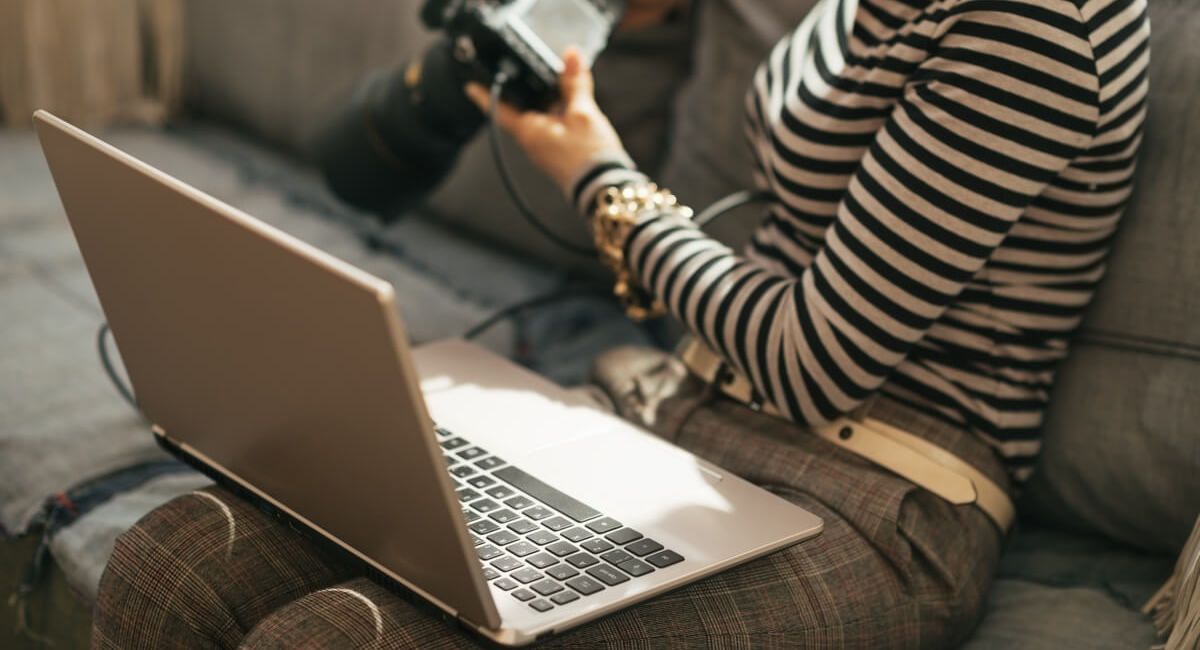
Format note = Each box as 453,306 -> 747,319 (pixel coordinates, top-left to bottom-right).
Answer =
315,0 -> 624,218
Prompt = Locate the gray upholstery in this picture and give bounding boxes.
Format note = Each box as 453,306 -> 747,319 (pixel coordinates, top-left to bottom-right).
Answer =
183,0 -> 434,157
1022,0 -> 1200,554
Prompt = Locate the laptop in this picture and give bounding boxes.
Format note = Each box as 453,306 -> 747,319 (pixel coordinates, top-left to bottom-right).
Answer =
34,111 -> 822,646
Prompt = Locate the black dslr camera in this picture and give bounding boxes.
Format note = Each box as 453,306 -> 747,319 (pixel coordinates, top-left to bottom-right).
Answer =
316,0 -> 624,218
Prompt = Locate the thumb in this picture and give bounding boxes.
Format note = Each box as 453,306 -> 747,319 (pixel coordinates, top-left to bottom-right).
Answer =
559,48 -> 595,109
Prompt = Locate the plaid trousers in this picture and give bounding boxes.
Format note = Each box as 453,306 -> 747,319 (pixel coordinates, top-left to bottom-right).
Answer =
92,353 -> 1008,649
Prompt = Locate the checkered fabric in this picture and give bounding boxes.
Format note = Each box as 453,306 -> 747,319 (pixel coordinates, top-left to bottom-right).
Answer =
93,366 -> 1007,649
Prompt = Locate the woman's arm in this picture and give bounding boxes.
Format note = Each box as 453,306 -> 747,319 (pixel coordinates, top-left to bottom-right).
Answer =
481,8 -> 1101,425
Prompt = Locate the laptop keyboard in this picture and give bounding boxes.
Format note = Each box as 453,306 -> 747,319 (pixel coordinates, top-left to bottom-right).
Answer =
436,426 -> 685,614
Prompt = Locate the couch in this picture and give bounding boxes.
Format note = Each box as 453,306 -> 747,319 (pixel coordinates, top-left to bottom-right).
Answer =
1,1 -> 1195,647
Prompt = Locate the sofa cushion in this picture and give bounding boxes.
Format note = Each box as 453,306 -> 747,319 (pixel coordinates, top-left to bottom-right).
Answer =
965,580 -> 1158,650
963,526 -> 1168,649
1022,0 -> 1200,555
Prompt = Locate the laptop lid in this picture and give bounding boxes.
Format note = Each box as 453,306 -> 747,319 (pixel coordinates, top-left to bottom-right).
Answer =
33,111 -> 501,630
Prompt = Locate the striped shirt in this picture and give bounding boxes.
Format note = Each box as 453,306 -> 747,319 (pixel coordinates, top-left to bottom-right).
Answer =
577,0 -> 1150,481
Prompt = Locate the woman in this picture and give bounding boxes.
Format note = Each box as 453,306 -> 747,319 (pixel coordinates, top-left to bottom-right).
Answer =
94,0 -> 1150,647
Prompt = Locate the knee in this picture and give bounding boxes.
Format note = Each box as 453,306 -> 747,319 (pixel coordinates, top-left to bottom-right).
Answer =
240,577 -> 451,648
94,487 -> 358,648
94,488 -> 245,648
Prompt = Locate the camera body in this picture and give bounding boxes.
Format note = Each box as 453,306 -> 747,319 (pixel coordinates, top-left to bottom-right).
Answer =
423,0 -> 623,109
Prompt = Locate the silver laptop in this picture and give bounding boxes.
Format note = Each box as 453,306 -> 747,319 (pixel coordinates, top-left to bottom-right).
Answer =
34,111 -> 822,646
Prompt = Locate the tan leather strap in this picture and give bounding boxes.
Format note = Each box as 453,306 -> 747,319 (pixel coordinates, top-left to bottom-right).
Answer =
677,338 -> 1014,532
849,416 -> 1016,532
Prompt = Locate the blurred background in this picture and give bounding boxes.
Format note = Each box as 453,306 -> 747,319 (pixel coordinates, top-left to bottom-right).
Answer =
0,0 -> 184,128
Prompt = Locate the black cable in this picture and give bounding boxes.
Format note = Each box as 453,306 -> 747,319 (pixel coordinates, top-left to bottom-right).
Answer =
97,322 -> 137,409
462,285 -> 609,341
693,189 -> 773,228
488,72 -> 596,256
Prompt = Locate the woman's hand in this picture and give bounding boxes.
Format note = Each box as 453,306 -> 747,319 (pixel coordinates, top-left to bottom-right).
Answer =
465,49 -> 630,197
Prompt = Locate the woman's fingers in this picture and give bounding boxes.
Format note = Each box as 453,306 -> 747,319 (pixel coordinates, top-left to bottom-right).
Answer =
559,48 -> 595,110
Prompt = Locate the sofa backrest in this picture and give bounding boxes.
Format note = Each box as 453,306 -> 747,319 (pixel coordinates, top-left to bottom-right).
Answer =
1021,0 -> 1199,554
182,0 -> 433,155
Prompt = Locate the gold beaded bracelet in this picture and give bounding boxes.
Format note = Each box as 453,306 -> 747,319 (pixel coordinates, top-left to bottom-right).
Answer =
590,183 -> 693,321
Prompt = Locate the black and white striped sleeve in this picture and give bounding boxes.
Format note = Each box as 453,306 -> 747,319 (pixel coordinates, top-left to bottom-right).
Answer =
579,5 -> 1101,426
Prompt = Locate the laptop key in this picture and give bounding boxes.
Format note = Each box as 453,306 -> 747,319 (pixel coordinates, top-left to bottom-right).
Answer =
503,496 -> 534,510
482,567 -> 500,580
600,549 -> 632,566
561,527 -> 593,543
490,556 -> 523,572
546,564 -> 579,580
565,552 -> 599,569
475,457 -> 505,470
435,427 -> 453,437
487,530 -> 519,546
467,476 -> 496,489
441,438 -> 469,450
645,550 -> 685,568
616,558 -> 654,577
494,577 -> 518,591
507,519 -> 538,534
551,590 -> 580,605
511,588 -> 535,602
542,516 -> 572,532
476,545 -> 503,561
526,553 -> 559,569
458,447 -> 487,460
470,499 -> 500,513
486,485 -> 516,499
462,510 -> 480,523
489,509 -> 518,524
586,564 -> 630,586
531,579 -> 564,596
529,599 -> 554,613
523,506 -> 553,520
565,575 -> 605,596
546,541 -> 577,557
443,454 -> 459,466
450,465 -> 477,478
471,535 -> 484,547
456,488 -> 480,502
470,519 -> 500,535
605,528 -> 643,545
626,538 -> 664,557
507,541 -> 539,557
527,530 -> 557,546
492,466 -> 601,523
585,517 -> 622,534
580,538 -> 614,554
511,567 -> 542,584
